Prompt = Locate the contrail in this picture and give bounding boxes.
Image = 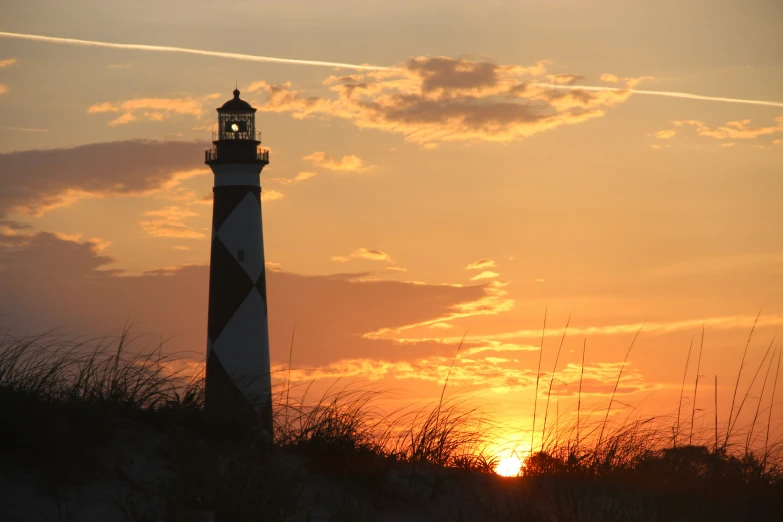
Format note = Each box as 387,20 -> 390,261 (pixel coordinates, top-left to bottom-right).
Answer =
533,83 -> 783,109
2,31 -> 781,108
0,31 -> 389,71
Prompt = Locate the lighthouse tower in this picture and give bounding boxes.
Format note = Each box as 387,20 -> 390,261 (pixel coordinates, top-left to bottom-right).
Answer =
204,88 -> 273,436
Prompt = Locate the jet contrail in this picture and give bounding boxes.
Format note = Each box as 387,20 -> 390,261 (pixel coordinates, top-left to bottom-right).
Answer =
0,31 -> 389,71
533,83 -> 783,109
2,31 -> 781,108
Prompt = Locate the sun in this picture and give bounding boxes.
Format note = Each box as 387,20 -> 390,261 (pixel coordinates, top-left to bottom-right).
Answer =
495,456 -> 522,477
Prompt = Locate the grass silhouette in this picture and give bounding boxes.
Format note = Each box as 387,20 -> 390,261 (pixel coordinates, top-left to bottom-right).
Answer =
1,322 -> 782,521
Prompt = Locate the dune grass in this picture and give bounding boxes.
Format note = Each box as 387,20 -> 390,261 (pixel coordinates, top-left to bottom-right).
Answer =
1,323 -> 782,521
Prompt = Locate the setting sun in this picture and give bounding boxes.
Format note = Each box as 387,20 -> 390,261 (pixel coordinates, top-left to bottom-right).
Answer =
495,456 -> 522,477
1,1 -> 782,520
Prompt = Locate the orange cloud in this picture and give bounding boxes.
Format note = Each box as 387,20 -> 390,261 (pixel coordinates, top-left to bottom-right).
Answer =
600,73 -> 621,83
548,74 -> 584,86
261,189 -> 285,202
671,116 -> 783,141
283,354 -> 653,398
364,280 -> 514,340
0,219 -> 31,237
471,270 -> 500,281
88,93 -> 219,126
251,57 -> 644,146
0,232 -> 489,371
302,151 -> 372,172
0,58 -> 16,94
465,259 -> 496,270
652,129 -> 677,140
140,205 -> 204,239
429,322 -> 454,330
269,171 -> 317,185
0,141 -> 209,217
467,315 -> 783,344
86,237 -> 112,253
332,248 -> 393,263
52,231 -> 82,243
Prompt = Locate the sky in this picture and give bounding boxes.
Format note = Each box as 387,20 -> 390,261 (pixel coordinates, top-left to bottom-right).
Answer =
1,0 -> 783,456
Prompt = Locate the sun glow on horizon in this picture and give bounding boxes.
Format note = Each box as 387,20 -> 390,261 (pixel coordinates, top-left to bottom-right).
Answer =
495,456 -> 523,477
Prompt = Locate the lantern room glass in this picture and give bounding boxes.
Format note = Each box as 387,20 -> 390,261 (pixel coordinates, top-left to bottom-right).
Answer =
218,112 -> 255,140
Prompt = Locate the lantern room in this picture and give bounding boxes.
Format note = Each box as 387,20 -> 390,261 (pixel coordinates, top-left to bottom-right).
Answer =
205,88 -> 269,166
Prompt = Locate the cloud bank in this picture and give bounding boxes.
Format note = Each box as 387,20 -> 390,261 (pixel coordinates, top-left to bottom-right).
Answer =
249,57 -> 649,146
0,140 -> 209,217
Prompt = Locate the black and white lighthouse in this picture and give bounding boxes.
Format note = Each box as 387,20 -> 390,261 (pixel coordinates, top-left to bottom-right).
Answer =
204,88 -> 273,436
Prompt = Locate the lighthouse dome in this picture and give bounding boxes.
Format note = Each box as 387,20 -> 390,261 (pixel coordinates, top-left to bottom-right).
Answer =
218,88 -> 254,112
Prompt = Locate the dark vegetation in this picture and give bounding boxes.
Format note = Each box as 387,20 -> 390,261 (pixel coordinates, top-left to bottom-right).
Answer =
0,324 -> 782,521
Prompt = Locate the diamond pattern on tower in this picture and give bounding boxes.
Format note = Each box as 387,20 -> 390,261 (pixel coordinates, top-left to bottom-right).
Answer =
211,289 -> 268,403
206,179 -> 271,434
206,349 -> 258,431
207,237 -> 254,345
212,186 -> 258,231
217,191 -> 264,283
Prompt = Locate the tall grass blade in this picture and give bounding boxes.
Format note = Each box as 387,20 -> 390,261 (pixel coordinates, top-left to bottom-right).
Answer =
598,324 -> 643,449
690,326 -> 704,446
746,343 -> 775,454
284,325 -> 296,430
675,334 -> 694,448
763,349 -> 781,466
724,310 -> 761,447
541,313 -> 570,451
728,335 -> 775,445
714,374 -> 718,452
577,338 -> 586,450
530,307 -> 547,454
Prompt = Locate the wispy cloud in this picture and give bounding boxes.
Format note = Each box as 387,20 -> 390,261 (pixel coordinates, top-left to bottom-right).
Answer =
670,116 -> 783,141
649,252 -> 783,277
303,151 -> 372,172
331,248 -> 392,263
0,126 -> 49,132
282,354 -> 653,397
0,58 -> 16,68
393,314 -> 783,346
471,270 -> 500,281
363,280 -> 514,339
269,171 -> 317,185
88,94 -> 219,126
140,205 -> 204,239
536,83 -> 783,109
261,189 -> 285,202
465,259 -> 496,270
429,322 -> 453,330
0,31 -> 386,71
652,129 -> 676,140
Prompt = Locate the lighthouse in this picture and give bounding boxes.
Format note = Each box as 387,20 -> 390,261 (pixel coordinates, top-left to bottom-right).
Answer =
204,88 -> 273,437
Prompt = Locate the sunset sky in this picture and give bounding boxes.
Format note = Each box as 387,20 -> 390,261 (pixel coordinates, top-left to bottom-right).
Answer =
2,0 -> 782,454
